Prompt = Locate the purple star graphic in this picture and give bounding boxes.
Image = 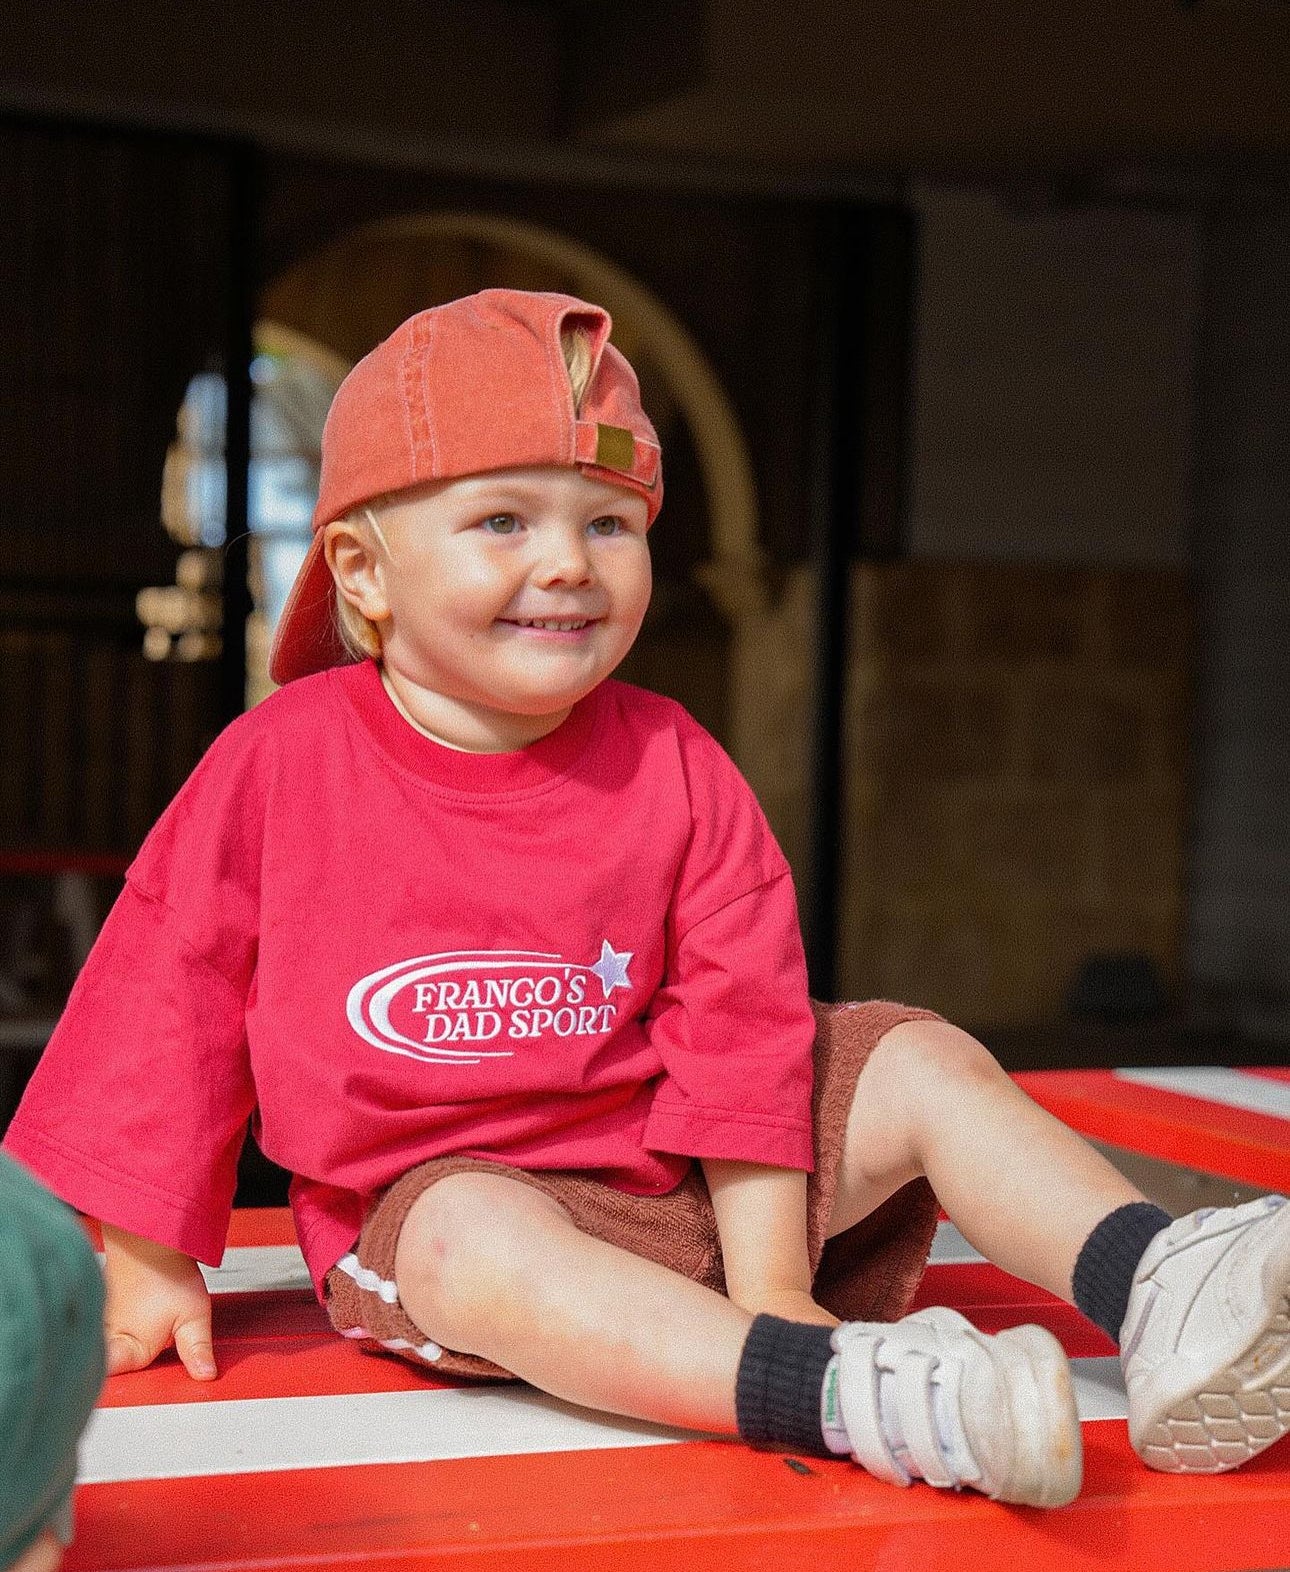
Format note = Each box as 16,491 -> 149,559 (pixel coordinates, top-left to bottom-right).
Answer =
589,940 -> 633,1000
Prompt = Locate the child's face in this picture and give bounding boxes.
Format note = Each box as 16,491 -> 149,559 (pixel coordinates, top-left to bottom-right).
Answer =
349,466 -> 652,747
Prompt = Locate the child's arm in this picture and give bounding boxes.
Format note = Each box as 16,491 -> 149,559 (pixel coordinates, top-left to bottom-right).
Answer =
101,1222 -> 217,1380
701,1159 -> 837,1327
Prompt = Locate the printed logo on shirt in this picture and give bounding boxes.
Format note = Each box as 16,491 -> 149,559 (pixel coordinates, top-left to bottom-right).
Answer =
345,940 -> 634,1066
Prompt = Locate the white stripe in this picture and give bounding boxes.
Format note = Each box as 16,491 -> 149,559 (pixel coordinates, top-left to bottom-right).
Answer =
1114,1066 -> 1290,1123
1070,1357 -> 1129,1421
199,1245 -> 313,1294
78,1386 -> 690,1484
78,1359 -> 1128,1484
94,1246 -> 313,1297
928,1222 -> 986,1265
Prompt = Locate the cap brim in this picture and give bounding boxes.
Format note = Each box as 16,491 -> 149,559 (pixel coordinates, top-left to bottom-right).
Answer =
267,531 -> 352,686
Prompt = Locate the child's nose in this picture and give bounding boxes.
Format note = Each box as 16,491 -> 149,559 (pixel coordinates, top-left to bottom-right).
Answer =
533,526 -> 593,586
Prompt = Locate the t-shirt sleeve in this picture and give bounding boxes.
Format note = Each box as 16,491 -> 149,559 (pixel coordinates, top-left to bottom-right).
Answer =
2,719 -> 268,1265
641,719 -> 816,1170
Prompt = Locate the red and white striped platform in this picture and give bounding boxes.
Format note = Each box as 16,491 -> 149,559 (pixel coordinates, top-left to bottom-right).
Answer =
67,1067 -> 1290,1572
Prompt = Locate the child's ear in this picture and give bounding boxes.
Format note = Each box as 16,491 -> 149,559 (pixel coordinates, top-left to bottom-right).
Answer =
324,519 -> 391,623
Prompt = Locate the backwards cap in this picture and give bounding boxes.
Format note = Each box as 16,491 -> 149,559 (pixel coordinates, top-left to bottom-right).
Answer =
269,288 -> 663,686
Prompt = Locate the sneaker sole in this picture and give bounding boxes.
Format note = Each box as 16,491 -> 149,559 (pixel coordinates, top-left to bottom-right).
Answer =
989,1324 -> 1083,1508
1132,1204 -> 1290,1473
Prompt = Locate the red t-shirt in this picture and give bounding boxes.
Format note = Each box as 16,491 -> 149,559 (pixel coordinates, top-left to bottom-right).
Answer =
5,661 -> 816,1295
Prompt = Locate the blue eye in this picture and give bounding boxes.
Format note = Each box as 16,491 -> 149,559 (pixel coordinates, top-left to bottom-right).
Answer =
482,514 -> 519,535
588,516 -> 623,537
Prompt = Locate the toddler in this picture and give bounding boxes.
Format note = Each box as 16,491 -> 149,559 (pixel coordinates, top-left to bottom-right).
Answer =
6,290 -> 1289,1509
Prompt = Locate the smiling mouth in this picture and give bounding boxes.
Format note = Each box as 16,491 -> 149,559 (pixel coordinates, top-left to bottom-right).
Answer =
505,617 -> 598,631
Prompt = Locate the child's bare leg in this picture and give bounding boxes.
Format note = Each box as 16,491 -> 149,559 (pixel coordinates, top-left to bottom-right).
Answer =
392,1148 -> 1085,1506
831,1017 -> 1290,1478
829,1018 -> 1144,1300
394,1171 -> 750,1432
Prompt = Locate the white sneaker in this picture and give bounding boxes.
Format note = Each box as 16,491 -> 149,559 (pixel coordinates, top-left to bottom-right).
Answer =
827,1306 -> 1082,1508
1121,1194 -> 1290,1472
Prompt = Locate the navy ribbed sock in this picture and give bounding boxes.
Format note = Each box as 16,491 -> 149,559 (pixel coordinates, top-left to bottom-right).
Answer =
734,1314 -> 837,1457
1072,1201 -> 1172,1343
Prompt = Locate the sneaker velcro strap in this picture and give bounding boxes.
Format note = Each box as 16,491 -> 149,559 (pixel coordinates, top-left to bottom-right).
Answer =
834,1319 -> 986,1492
833,1330 -> 913,1486
891,1352 -> 960,1488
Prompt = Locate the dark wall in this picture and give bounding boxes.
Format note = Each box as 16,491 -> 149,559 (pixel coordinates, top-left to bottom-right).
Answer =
0,118 -> 240,587
1189,190 -> 1290,1045
0,118 -> 235,849
0,2 -> 562,151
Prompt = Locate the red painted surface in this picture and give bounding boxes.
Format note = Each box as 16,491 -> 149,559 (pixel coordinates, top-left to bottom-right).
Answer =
908,1264 -> 1116,1357
1013,1069 -> 1290,1189
63,1069 -> 1290,1570
1244,1066 -> 1290,1086
94,1295 -> 441,1408
65,1427 -> 1290,1572
226,1207 -> 296,1247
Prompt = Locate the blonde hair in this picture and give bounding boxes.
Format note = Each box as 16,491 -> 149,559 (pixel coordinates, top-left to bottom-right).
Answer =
563,323 -> 594,412
330,323 -> 595,664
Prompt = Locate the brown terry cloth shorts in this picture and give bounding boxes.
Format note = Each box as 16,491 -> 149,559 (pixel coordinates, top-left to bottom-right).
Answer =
324,999 -> 943,1380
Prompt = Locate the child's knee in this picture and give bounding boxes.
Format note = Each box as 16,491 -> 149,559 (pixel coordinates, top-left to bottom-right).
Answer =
866,1018 -> 1006,1114
394,1173 -> 563,1331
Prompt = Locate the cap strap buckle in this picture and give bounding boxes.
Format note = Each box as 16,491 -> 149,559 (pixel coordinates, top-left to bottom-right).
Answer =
575,420 -> 660,489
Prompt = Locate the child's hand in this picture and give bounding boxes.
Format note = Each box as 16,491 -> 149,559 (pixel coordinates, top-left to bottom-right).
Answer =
701,1160 -> 840,1330
101,1222 -> 217,1380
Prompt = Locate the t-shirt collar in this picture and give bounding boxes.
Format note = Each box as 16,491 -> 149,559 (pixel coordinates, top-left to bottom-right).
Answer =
331,658 -> 601,794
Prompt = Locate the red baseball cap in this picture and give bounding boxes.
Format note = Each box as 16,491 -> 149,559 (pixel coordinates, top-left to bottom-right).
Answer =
268,289 -> 663,686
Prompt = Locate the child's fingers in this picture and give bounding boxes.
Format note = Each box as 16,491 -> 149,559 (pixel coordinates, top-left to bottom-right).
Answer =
173,1315 -> 218,1381
106,1330 -> 153,1375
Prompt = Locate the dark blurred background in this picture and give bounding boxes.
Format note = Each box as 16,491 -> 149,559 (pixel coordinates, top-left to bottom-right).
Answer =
2,1 -> 1288,1188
